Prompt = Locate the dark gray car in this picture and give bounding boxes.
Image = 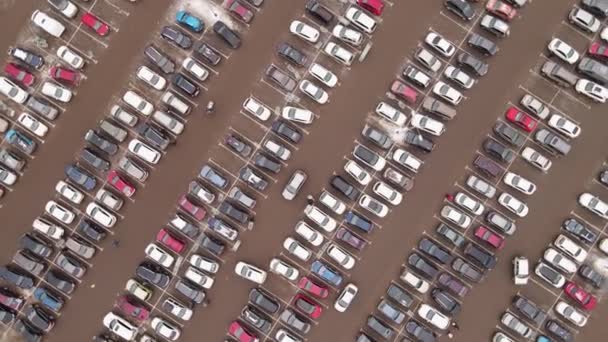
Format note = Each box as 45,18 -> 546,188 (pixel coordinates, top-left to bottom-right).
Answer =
84,129 -> 118,155
331,175 -> 360,201
136,123 -> 171,151
144,45 -> 175,74
541,61 -> 578,87
513,295 -> 546,325
451,257 -> 483,282
280,309 -> 311,334
362,125 -> 393,150
19,234 -> 52,258
175,279 -> 205,303
249,288 -> 280,314
0,266 -> 34,289
367,316 -> 395,339
218,202 -> 249,224
408,253 -> 439,279
467,33 -> 498,56
444,0 -> 475,21
23,305 -> 54,333
12,250 -> 45,276
404,130 -> 434,153
535,128 -> 571,155
464,243 -> 497,270
438,272 -> 469,298
0,148 -> 25,171
161,25 -> 192,49
239,166 -> 268,191
193,42 -> 221,65
578,57 -> 608,85
436,223 -> 465,247
405,319 -> 436,342
422,97 -> 457,120
253,153 -> 281,173
26,96 -> 58,121
241,306 -> 272,333
457,52 -> 488,76
45,270 -> 74,294
483,138 -> 515,163
562,218 -> 597,244
386,284 -> 414,308
136,262 -> 170,288
431,288 -> 461,315
277,42 -> 308,66
377,299 -> 406,324
271,120 -> 302,143
201,234 -> 225,256
494,121 -> 525,147
265,65 -> 297,92
418,238 -> 452,264
80,148 -> 110,171
213,21 -> 241,49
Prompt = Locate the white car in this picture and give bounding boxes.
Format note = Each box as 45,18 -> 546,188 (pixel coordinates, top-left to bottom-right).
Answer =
358,194 -> 389,218
145,243 -> 175,268
283,237 -> 312,261
299,80 -> 328,104
309,63 -> 338,87
547,38 -> 580,64
269,258 -> 299,281
263,139 -> 291,161
543,248 -> 577,274
454,192 -> 484,215
243,97 -> 271,121
578,192 -> 608,219
294,221 -> 324,246
163,297 -> 193,321
86,202 -> 117,228
103,313 -> 137,341
513,256 -> 529,285
110,105 -> 138,127
344,160 -> 372,185
498,193 -> 528,217
503,172 -> 536,195
433,81 -> 463,105
392,148 -> 422,173
569,7 -> 600,33
0,77 -> 28,104
375,102 -> 407,126
234,262 -> 267,284
418,304 -> 450,330
304,205 -> 337,232
324,42 -> 354,66
599,238 -> 608,255
554,234 -> 587,263
440,205 -> 471,228
151,317 -> 180,341
575,79 -> 608,103
334,283 -> 358,312
319,191 -> 346,214
282,106 -> 314,124
327,243 -> 356,269
332,24 -> 362,46
443,66 -> 475,89
31,10 -> 65,37
182,57 -> 209,81
33,217 -> 64,241
0,167 -> 16,186
289,20 -> 319,43
345,6 -> 377,33
55,180 -> 84,204
189,254 -> 219,274
400,270 -> 429,294
411,113 -> 445,136
555,301 -> 587,327
184,266 -> 214,289
520,94 -> 550,119
548,114 -> 580,138
126,279 -> 152,302
45,200 -> 75,224
17,113 -> 48,137
602,26 -> 608,42
425,32 -> 456,57
42,81 -> 72,103
57,46 -> 85,69
521,147 -> 552,171
136,66 -> 167,90
372,181 -> 402,205
416,48 -> 442,72
129,139 -> 161,164
47,0 -> 78,18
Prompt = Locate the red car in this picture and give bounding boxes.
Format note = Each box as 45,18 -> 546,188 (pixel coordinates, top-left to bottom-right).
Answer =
588,41 -> 608,61
486,0 -> 517,21
4,63 -> 35,87
505,106 -> 537,132
116,296 -> 149,321
298,276 -> 329,298
474,226 -> 505,249
564,281 -> 597,310
156,228 -> 185,254
229,321 -> 258,342
107,170 -> 135,198
178,194 -> 206,221
358,0 -> 384,16
49,66 -> 80,85
226,0 -> 254,23
390,80 -> 418,104
81,12 -> 110,36
293,294 -> 322,319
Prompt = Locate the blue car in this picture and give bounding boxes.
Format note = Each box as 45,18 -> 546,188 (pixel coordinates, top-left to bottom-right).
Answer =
33,288 -> 63,313
64,164 -> 96,191
536,336 -> 551,342
5,129 -> 36,155
176,11 -> 204,33
345,211 -> 374,233
311,260 -> 342,286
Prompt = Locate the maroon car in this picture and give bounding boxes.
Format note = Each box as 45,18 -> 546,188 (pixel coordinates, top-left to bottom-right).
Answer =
474,226 -> 505,249
178,194 -> 206,221
50,66 -> 80,85
336,227 -> 367,250
588,41 -> 608,61
4,63 -> 35,87
116,296 -> 149,321
227,0 -> 254,23
390,80 -> 418,104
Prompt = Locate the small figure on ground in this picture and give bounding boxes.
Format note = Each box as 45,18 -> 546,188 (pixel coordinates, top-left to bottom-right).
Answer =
447,332 -> 454,339
445,193 -> 454,202
306,195 -> 314,205
206,101 -> 215,113
112,239 -> 120,248
451,321 -> 460,330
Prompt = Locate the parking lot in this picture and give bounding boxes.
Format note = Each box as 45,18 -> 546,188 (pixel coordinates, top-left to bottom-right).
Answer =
1,0 -> 608,341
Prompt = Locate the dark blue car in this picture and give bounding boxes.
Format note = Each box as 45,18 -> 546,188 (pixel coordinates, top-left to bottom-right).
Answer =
33,288 -> 63,313
311,260 -> 342,287
64,164 -> 96,191
345,211 -> 374,233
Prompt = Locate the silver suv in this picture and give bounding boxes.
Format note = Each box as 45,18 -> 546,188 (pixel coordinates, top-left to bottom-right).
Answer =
118,157 -> 148,182
228,187 -> 256,209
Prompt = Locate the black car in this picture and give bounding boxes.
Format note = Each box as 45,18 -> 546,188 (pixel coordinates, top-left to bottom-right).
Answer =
431,288 -> 461,315
579,264 -> 604,288
577,57 -> 608,85
405,319 -> 436,342
483,138 -> 515,163
305,0 -> 334,25
545,320 -> 573,342
136,123 -> 171,151
13,319 -> 42,342
468,33 -> 498,56
80,148 -> 110,171
386,284 -> 414,308
345,210 -> 373,233
280,309 -> 310,334
193,42 -> 221,65
225,134 -> 252,157
13,250 -> 45,276
136,262 -> 171,288
239,166 -> 268,191
64,164 -> 96,191
26,96 -> 59,121
84,129 -> 118,155
367,316 -> 394,340
457,52 -> 489,76
172,73 -> 200,97
271,120 -> 302,143
253,153 -> 281,173
218,202 -> 249,224
265,65 -> 297,92
144,45 -> 175,74
78,219 -> 107,242
0,266 -> 34,289
23,305 -> 54,333
562,218 -> 597,244
362,125 -> 392,150
241,306 -> 272,333
0,306 -> 15,324
451,258 -> 483,282
249,288 -> 280,314
213,21 -> 241,49
464,242 -> 497,270
418,238 -> 452,264
353,144 -> 384,168
494,121 -> 525,147
444,0 -> 475,21
8,47 -> 44,69
277,43 -> 308,67
582,0 -> 608,18
45,270 -> 75,295
408,253 -> 438,279
201,234 -> 226,256
175,279 -> 205,303
19,234 -> 52,258
438,272 -> 469,298
331,176 -> 360,201
513,295 -> 546,325
161,25 -> 192,49
404,130 -> 434,153
436,223 -> 465,248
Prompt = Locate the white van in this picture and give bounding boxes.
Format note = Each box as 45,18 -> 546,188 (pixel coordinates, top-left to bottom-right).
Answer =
31,10 -> 65,38
95,188 -> 124,211
123,90 -> 153,116
162,91 -> 190,116
153,111 -> 184,135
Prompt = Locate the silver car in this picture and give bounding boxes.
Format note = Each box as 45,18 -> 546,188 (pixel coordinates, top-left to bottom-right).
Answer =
282,170 -> 307,200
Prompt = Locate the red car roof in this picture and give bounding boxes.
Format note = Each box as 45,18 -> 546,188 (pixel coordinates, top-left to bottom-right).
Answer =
358,0 -> 385,15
